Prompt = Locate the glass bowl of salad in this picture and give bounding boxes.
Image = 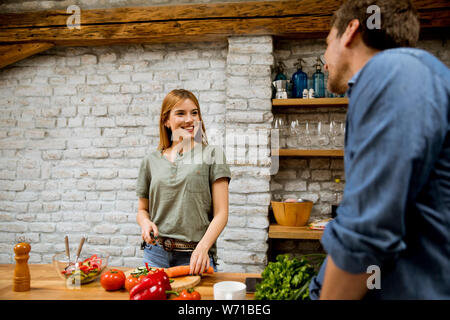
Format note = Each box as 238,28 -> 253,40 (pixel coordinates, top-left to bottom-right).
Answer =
53,252 -> 109,286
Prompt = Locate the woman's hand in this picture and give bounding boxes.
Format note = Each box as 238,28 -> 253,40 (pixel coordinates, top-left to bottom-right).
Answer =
137,198 -> 158,245
141,219 -> 159,245
189,243 -> 210,275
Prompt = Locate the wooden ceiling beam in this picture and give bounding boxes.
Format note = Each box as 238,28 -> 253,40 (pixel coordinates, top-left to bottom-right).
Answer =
0,0 -> 342,46
0,16 -> 335,47
0,0 -> 448,68
2,0 -> 448,46
0,42 -> 54,68
0,0 -> 342,28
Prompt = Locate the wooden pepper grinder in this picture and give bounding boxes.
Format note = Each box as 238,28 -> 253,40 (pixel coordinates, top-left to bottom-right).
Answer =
13,242 -> 31,292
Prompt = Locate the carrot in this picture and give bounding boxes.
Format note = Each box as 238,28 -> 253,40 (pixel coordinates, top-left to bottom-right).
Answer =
164,265 -> 214,278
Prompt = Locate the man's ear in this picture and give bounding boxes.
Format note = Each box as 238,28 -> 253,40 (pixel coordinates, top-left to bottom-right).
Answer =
342,19 -> 361,48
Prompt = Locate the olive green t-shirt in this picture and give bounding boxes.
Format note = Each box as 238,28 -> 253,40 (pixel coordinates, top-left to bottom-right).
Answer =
136,143 -> 231,260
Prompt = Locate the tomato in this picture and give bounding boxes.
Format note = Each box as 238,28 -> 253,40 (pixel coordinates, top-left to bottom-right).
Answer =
125,275 -> 141,292
179,289 -> 191,299
175,289 -> 201,300
191,291 -> 201,300
100,269 -> 126,291
138,274 -> 146,282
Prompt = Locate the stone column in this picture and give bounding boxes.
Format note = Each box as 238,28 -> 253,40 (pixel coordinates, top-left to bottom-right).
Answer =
218,36 -> 274,273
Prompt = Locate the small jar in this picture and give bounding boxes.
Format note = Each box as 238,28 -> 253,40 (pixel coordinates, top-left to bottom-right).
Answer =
302,89 -> 309,99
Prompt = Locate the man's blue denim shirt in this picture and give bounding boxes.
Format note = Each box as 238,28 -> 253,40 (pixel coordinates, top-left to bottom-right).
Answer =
309,48 -> 450,299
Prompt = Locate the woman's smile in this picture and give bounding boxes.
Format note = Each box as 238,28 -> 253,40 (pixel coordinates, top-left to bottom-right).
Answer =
182,125 -> 194,133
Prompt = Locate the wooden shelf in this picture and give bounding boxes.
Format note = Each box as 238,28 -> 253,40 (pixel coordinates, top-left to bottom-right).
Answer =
272,97 -> 348,107
275,149 -> 344,157
269,224 -> 323,240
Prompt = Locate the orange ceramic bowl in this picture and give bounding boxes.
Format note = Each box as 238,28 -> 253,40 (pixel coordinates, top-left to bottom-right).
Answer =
271,200 -> 313,226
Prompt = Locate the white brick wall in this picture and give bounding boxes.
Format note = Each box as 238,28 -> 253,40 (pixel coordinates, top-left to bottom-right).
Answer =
0,35 -> 276,272
0,41 -> 230,267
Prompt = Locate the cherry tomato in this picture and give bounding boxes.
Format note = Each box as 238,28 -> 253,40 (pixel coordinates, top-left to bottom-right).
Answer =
179,289 -> 191,299
125,275 -> 141,292
100,269 -> 126,291
138,274 -> 146,282
191,291 -> 201,300
175,288 -> 201,300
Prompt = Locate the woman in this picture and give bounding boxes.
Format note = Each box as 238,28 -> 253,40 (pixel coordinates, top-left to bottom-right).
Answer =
136,89 -> 231,275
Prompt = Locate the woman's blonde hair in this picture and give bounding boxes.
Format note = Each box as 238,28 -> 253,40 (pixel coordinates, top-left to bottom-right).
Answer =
158,89 -> 208,151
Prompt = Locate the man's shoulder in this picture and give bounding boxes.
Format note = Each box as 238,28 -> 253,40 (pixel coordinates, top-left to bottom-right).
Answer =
374,47 -> 433,62
368,48 -> 425,71
369,48 -> 449,81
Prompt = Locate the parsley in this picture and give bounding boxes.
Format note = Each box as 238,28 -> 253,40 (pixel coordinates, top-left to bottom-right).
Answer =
254,254 -> 324,300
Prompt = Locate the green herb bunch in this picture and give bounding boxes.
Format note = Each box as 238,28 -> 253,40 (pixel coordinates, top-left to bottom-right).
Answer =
255,254 -> 321,300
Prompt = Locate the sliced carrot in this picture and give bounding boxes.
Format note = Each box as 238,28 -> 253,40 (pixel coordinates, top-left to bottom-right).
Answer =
164,265 -> 214,278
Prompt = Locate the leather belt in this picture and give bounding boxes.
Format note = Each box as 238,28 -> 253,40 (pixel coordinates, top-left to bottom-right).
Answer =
159,237 -> 197,252
140,237 -> 197,252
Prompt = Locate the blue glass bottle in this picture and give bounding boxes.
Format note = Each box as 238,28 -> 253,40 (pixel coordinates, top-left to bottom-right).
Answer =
312,57 -> 325,98
274,61 -> 287,80
291,58 -> 308,98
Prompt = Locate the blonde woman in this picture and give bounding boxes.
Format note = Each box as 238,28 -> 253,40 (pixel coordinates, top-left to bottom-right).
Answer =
136,89 -> 230,274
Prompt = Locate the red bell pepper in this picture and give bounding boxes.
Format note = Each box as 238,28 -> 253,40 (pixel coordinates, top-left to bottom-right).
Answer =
89,262 -> 100,270
129,269 -> 176,300
83,254 -> 102,268
79,265 -> 89,274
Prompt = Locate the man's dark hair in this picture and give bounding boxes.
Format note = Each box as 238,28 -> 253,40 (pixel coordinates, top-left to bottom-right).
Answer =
331,0 -> 420,50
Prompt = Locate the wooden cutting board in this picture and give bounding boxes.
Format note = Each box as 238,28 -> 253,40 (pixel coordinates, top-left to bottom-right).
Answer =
124,269 -> 201,292
167,275 -> 201,292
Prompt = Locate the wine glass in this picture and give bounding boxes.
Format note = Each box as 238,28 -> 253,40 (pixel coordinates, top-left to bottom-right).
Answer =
330,120 -> 345,147
286,119 -> 300,148
273,116 -> 287,148
302,120 -> 312,147
317,121 -> 330,146
329,120 -> 337,146
289,119 -> 300,135
274,116 -> 285,132
335,121 -> 345,147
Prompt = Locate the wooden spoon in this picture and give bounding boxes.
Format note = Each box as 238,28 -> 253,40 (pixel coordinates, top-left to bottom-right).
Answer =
74,236 -> 86,265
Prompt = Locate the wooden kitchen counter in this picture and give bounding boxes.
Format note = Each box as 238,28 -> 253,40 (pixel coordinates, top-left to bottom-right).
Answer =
0,264 -> 260,300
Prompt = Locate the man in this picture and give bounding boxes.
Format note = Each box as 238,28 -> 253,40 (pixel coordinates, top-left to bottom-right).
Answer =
309,0 -> 450,299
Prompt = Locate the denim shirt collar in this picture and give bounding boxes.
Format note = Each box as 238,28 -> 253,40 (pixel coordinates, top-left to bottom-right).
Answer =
346,70 -> 361,98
